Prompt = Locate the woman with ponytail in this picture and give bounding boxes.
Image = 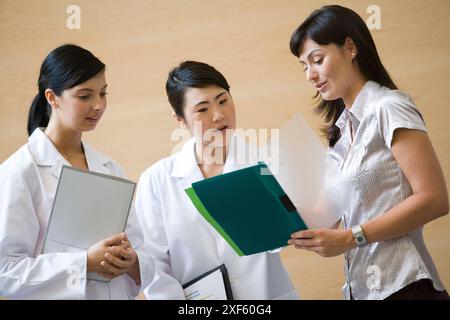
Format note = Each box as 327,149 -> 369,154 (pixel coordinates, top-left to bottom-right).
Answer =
0,44 -> 154,299
287,5 -> 449,300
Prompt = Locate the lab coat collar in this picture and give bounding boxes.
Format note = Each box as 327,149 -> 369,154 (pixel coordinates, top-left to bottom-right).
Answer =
83,142 -> 112,174
28,128 -> 111,178
170,137 -> 197,178
170,134 -> 256,179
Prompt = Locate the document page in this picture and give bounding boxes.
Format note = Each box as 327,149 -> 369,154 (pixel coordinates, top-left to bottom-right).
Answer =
261,113 -> 342,228
183,267 -> 230,300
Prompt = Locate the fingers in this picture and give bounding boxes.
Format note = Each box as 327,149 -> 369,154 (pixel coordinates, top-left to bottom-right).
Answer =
100,260 -> 125,276
108,246 -> 134,260
119,240 -> 131,250
103,232 -> 127,246
288,238 -> 321,247
104,252 -> 129,268
291,229 -> 317,239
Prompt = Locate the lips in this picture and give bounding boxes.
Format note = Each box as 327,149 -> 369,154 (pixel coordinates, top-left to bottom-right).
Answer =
217,125 -> 228,131
85,114 -> 101,122
315,81 -> 327,90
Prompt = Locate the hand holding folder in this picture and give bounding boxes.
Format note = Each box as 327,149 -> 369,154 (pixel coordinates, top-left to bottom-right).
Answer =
185,162 -> 307,256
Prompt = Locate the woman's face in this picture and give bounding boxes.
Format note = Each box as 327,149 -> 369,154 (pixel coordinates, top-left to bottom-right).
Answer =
178,85 -> 236,148
298,38 -> 356,102
50,72 -> 108,132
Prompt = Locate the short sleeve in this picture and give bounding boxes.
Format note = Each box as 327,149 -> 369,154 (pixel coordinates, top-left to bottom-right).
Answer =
376,91 -> 427,149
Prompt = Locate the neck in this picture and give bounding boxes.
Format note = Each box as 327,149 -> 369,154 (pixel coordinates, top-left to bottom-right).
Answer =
195,142 -> 228,178
343,74 -> 367,109
44,118 -> 83,157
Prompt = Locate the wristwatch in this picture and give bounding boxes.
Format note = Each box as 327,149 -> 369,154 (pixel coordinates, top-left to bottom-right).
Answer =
351,225 -> 367,246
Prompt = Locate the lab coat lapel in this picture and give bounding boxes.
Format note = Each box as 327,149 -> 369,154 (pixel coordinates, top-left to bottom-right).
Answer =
27,128 -> 111,179
171,134 -> 258,184
171,135 -> 258,244
27,128 -> 70,179
223,134 -> 258,174
170,137 -> 204,189
83,142 -> 111,174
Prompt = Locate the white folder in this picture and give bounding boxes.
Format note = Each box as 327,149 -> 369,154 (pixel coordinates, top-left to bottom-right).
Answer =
42,165 -> 136,281
260,113 -> 343,229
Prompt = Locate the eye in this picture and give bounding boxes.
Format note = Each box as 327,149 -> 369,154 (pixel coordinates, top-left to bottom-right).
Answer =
198,108 -> 208,113
78,95 -> 90,100
100,92 -> 108,97
300,63 -> 307,72
219,99 -> 227,105
313,58 -> 323,65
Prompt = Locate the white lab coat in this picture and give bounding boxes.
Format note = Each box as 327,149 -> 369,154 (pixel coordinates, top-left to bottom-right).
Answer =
135,135 -> 299,300
0,128 -> 154,299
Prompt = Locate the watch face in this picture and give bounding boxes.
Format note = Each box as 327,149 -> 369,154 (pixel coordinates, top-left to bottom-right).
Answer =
357,236 -> 364,243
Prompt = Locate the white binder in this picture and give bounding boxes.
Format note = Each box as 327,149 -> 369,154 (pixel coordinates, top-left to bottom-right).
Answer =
42,165 -> 136,282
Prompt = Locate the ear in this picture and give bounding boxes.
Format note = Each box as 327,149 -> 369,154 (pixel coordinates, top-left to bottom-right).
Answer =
344,37 -> 358,60
172,111 -> 186,128
44,89 -> 59,109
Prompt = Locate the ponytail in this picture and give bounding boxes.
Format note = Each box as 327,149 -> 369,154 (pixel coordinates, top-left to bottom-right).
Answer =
27,92 -> 50,136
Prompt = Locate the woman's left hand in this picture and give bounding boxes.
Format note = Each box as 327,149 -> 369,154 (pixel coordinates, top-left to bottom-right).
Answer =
288,228 -> 356,257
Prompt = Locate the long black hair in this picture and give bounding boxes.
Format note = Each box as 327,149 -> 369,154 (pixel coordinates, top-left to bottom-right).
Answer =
165,61 -> 230,118
27,44 -> 105,136
290,5 -> 397,147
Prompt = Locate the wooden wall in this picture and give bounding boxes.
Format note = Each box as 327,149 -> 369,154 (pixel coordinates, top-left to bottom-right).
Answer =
1,0 -> 449,299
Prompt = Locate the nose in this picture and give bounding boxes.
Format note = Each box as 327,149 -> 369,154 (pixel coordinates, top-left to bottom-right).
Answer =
211,105 -> 225,123
306,66 -> 318,82
92,95 -> 106,112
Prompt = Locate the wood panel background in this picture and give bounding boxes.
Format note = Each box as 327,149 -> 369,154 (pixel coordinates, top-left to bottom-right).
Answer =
1,0 -> 449,299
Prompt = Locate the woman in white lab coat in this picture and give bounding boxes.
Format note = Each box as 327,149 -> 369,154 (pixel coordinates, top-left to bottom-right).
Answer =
135,61 -> 298,300
0,44 -> 153,299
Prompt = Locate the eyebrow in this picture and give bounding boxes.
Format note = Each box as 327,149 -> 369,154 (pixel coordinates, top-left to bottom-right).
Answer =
299,49 -> 322,64
194,91 -> 227,107
75,84 -> 108,92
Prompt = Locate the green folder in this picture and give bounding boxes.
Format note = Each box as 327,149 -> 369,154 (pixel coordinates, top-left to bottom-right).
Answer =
185,162 -> 308,256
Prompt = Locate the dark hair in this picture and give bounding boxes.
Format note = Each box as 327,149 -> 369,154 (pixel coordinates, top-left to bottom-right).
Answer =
27,44 -> 105,136
165,61 -> 230,117
290,5 -> 397,147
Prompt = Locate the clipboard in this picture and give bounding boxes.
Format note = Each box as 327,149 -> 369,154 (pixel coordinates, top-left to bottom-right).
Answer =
42,165 -> 136,282
182,264 -> 233,300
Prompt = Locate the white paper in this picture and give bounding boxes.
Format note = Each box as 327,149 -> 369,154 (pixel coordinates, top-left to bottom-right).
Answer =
42,165 -> 136,281
184,268 -> 228,300
260,113 -> 342,229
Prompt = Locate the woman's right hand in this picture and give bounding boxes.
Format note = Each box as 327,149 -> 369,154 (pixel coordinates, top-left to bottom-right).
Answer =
87,233 -> 127,273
